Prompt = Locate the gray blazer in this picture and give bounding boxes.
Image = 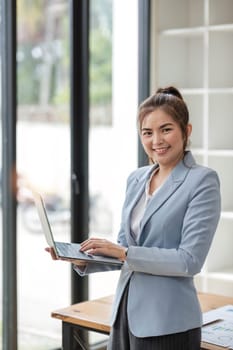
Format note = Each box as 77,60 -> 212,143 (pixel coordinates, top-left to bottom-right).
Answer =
77,151 -> 221,337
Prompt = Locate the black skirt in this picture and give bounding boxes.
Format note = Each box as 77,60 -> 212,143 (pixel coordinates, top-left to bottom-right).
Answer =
107,283 -> 201,350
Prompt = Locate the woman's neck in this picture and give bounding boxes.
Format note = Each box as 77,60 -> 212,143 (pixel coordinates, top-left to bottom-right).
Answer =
148,168 -> 168,195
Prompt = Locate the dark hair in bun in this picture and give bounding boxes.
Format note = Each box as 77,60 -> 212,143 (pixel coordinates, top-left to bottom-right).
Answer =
156,86 -> 183,100
138,86 -> 189,150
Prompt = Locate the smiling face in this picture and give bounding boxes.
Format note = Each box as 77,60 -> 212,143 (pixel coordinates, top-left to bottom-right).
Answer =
140,108 -> 192,169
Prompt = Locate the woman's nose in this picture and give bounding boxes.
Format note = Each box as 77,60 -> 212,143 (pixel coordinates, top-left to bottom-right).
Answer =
152,133 -> 162,145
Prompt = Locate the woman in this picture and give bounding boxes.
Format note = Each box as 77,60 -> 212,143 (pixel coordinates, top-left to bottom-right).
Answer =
47,86 -> 221,349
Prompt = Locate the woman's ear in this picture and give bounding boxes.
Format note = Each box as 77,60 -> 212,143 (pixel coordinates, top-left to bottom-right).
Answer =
187,123 -> 192,137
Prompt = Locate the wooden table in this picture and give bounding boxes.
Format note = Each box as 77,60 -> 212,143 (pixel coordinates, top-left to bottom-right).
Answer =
52,292 -> 233,350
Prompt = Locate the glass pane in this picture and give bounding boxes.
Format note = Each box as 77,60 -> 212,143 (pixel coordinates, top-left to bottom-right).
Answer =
89,0 -> 138,345
0,1 -> 2,346
17,1 -> 70,348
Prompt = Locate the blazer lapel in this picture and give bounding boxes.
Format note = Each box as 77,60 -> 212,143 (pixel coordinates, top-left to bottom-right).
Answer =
140,152 -> 195,236
124,165 -> 159,245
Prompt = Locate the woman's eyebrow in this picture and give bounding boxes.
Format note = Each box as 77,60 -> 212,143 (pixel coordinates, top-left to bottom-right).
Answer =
141,127 -> 152,131
159,123 -> 173,129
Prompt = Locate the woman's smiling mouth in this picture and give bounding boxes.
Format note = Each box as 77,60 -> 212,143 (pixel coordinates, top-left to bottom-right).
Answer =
153,147 -> 170,154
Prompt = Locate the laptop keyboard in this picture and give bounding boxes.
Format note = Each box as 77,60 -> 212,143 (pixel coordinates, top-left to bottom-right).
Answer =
56,241 -> 82,258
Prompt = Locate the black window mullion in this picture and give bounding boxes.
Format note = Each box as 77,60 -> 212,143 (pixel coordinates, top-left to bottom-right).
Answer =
70,0 -> 89,305
138,0 -> 151,167
1,0 -> 18,349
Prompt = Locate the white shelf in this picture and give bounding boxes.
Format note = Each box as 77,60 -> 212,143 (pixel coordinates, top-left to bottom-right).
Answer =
160,24 -> 233,37
221,212 -> 233,220
208,88 -> 233,94
208,150 -> 233,157
208,269 -> 233,281
208,157 -> 233,212
207,218 -> 233,272
181,88 -> 233,95
209,31 -> 233,88
160,27 -> 205,37
191,149 -> 233,157
158,0 -> 204,31
209,24 -> 233,32
152,0 -> 233,297
158,35 -> 204,88
209,0 -> 233,26
195,270 -> 233,297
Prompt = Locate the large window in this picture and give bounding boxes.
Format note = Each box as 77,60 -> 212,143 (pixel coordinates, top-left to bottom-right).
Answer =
88,0 -> 138,344
1,1 -> 139,348
17,1 -> 70,348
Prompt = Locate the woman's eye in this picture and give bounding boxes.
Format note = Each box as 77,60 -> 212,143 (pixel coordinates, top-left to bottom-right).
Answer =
162,128 -> 172,133
142,131 -> 152,136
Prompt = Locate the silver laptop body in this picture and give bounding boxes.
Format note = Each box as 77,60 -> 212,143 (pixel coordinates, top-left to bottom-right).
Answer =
33,192 -> 122,266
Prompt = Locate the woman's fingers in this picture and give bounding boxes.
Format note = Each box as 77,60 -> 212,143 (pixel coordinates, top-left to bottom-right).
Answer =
63,258 -> 87,266
45,247 -> 87,266
80,238 -> 108,253
80,239 -> 126,260
45,247 -> 58,260
71,260 -> 87,266
80,237 -> 105,249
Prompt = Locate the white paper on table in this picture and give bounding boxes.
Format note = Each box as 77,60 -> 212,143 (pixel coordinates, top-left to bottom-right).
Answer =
202,306 -> 233,348
203,305 -> 233,325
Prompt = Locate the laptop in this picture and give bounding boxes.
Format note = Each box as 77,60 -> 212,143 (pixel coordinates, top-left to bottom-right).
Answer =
33,192 -> 123,266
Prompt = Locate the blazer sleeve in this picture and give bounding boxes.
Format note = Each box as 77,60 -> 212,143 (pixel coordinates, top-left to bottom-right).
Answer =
125,169 -> 221,277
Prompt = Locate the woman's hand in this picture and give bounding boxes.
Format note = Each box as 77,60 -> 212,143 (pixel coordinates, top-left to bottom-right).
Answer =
80,238 -> 127,262
45,247 -> 58,260
44,247 -> 87,266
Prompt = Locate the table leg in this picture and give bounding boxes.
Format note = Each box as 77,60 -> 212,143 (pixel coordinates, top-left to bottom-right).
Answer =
62,322 -> 73,350
62,322 -> 89,350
